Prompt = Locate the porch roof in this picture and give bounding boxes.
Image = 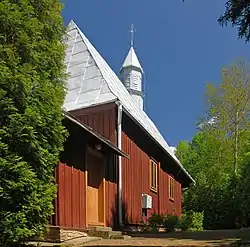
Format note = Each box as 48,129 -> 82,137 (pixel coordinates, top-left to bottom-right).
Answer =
63,111 -> 129,159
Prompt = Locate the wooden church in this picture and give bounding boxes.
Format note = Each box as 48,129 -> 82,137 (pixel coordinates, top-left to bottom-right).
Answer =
51,20 -> 194,239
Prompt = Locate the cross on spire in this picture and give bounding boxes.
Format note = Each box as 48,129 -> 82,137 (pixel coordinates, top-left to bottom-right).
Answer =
130,24 -> 136,47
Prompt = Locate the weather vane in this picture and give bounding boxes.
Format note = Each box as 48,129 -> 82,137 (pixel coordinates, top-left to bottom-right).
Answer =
130,24 -> 136,47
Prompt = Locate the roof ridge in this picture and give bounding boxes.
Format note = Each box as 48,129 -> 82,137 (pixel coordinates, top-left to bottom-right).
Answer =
73,23 -> 122,103
75,23 -> 143,111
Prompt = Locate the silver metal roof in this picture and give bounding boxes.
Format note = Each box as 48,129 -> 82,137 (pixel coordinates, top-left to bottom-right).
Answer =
121,47 -> 143,73
63,20 -> 194,184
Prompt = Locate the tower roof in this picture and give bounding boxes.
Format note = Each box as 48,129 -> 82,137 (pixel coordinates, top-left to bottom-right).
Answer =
121,47 -> 143,73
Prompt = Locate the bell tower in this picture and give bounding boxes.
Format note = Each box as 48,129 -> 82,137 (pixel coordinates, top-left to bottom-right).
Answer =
120,24 -> 144,110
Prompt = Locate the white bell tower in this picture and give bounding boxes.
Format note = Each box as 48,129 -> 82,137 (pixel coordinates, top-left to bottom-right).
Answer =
120,24 -> 144,110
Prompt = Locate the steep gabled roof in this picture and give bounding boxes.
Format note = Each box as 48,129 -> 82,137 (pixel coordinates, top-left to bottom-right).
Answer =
63,20 -> 194,185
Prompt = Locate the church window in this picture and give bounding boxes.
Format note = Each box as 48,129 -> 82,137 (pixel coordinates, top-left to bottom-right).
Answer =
150,159 -> 158,192
169,176 -> 174,200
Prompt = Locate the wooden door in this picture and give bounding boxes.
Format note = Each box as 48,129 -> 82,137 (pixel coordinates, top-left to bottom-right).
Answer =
86,148 -> 105,226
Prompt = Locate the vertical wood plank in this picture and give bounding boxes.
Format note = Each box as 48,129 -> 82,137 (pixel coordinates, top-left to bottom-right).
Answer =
56,163 -> 87,229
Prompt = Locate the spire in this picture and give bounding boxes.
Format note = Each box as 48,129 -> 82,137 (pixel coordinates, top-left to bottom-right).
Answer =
120,24 -> 144,110
121,47 -> 143,73
130,24 -> 135,47
120,24 -> 143,73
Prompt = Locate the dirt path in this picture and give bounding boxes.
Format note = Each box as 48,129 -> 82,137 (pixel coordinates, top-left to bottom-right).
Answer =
83,237 -> 237,246
83,229 -> 250,246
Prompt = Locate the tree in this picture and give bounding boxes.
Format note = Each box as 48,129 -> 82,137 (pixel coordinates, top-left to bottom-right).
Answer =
177,130 -> 234,229
176,61 -> 250,229
0,0 -> 67,245
206,61 -> 250,175
219,1 -> 250,42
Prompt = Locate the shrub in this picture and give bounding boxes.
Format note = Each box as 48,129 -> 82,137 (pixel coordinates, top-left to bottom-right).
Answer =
164,214 -> 179,232
179,211 -> 204,232
147,213 -> 165,228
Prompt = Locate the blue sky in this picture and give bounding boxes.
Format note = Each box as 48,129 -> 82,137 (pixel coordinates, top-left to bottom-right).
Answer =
62,0 -> 249,146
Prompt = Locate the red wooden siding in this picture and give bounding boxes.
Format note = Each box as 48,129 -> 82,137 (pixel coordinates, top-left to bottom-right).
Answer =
122,131 -> 182,224
173,180 -> 182,216
70,103 -> 117,145
70,103 -> 118,227
66,102 -> 182,227
122,131 -> 158,223
158,168 -> 182,217
105,158 -> 117,227
56,163 -> 86,228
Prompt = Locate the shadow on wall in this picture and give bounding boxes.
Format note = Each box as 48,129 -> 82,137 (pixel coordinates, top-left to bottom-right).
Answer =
109,193 -> 134,230
105,155 -> 133,229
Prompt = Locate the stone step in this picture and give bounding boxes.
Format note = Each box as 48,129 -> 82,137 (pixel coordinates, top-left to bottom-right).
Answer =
87,227 -> 125,239
87,226 -> 112,232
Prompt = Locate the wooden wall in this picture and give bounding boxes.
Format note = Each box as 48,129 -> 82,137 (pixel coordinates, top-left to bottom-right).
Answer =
158,166 -> 182,216
70,102 -> 182,226
70,103 -> 118,227
122,131 -> 182,224
121,132 -> 158,223
55,163 -> 86,228
70,103 -> 117,144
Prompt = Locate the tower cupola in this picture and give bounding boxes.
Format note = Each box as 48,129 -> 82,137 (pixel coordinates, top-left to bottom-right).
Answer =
120,25 -> 144,110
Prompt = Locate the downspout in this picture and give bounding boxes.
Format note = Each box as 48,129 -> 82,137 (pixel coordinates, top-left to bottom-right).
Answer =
158,162 -> 160,214
117,101 -> 123,227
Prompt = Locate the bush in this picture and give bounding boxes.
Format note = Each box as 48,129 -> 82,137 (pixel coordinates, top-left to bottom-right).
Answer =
179,211 -> 204,232
164,214 -> 179,232
145,211 -> 203,233
147,213 -> 165,227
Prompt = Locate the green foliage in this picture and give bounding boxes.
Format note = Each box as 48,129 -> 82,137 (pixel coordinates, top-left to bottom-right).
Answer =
206,61 -> 250,174
176,61 -> 250,230
178,132 -> 250,229
147,213 -> 165,227
0,0 -> 67,245
146,212 -> 203,232
179,211 -> 204,232
218,1 -> 250,42
164,214 -> 179,232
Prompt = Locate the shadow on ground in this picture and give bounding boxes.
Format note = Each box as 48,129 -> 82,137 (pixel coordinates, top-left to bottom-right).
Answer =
128,229 -> 250,241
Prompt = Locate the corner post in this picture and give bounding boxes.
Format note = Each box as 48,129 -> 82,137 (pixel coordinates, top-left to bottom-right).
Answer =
117,101 -> 123,227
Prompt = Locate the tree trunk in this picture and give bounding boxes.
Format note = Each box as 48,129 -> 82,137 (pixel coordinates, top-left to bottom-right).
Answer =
234,111 -> 239,175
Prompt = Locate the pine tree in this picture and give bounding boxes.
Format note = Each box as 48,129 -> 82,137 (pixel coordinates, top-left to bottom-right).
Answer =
219,1 -> 250,42
0,0 -> 67,245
